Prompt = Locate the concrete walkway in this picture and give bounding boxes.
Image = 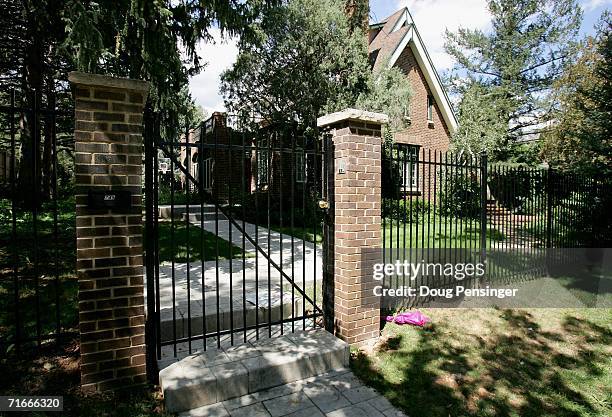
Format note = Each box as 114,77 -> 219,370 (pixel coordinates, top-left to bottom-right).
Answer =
154,219 -> 324,339
178,368 -> 408,417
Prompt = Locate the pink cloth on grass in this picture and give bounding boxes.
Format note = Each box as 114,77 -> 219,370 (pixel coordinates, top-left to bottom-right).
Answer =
385,310 -> 430,327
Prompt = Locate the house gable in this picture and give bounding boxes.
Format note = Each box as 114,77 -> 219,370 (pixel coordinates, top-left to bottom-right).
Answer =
393,45 -> 451,151
368,8 -> 458,137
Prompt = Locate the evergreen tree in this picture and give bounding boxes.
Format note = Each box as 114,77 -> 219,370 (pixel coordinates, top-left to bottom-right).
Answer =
62,0 -> 279,114
445,0 -> 582,160
0,0 -> 277,205
450,82 -> 507,158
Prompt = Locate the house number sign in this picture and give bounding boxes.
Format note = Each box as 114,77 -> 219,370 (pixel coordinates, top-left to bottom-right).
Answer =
88,190 -> 132,210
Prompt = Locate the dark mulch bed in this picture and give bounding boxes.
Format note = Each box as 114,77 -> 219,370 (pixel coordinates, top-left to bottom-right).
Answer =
0,338 -> 169,417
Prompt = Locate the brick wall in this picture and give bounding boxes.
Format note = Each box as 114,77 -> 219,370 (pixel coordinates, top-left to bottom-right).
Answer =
69,72 -> 149,392
383,45 -> 454,202
393,46 -> 451,152
192,113 -> 248,202
319,109 -> 386,347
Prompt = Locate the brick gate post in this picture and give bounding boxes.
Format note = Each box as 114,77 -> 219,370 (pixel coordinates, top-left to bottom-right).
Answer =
69,72 -> 150,391
318,109 -> 387,347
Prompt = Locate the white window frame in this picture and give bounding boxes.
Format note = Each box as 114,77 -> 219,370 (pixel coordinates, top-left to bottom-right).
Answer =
257,137 -> 269,187
400,145 -> 419,191
427,95 -> 434,123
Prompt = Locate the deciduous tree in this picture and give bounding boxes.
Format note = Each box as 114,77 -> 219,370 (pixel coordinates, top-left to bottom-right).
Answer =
221,0 -> 371,129
541,12 -> 612,175
221,0 -> 411,132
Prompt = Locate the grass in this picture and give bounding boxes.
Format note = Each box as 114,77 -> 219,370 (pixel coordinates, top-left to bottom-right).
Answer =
382,218 -> 505,249
270,225 -> 324,244
0,338 -> 170,416
352,308 -> 612,417
154,221 -> 250,263
270,219 -> 505,248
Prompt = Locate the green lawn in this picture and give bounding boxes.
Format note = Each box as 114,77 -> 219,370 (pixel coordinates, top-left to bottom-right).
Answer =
352,308 -> 612,417
271,219 -> 505,248
271,225 -> 324,244
154,221 -> 249,263
383,218 -> 505,249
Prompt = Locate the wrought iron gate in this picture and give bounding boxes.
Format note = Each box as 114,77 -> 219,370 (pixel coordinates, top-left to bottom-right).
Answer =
143,112 -> 330,360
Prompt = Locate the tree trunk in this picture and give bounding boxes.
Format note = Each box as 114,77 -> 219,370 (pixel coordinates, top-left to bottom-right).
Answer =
41,88 -> 55,200
17,0 -> 43,209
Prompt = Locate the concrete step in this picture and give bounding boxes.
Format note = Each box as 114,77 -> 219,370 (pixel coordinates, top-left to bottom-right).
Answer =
159,296 -> 304,343
158,204 -> 223,219
159,328 -> 349,414
181,212 -> 228,222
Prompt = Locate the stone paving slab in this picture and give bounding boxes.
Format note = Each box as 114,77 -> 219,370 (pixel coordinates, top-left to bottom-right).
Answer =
159,320 -> 321,362
148,218 -> 323,341
161,328 -> 350,413
178,369 -> 408,417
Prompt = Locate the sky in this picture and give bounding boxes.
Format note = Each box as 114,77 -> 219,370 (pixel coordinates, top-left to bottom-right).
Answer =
189,0 -> 611,114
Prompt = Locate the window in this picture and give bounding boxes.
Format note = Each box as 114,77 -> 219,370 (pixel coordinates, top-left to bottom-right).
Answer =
400,145 -> 419,190
159,157 -> 170,174
427,95 -> 434,122
203,158 -> 213,190
404,103 -> 411,123
295,149 -> 306,183
257,137 -> 269,187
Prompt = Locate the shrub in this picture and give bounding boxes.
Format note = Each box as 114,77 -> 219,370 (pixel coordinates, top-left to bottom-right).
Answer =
488,168 -> 547,214
438,172 -> 481,219
382,198 -> 431,223
229,189 -> 323,228
157,183 -> 203,205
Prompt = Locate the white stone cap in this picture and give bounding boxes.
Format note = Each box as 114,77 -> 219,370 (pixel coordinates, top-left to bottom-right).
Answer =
317,108 -> 389,128
68,71 -> 150,93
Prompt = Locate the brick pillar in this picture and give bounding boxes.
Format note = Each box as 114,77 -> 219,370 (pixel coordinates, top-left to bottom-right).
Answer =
69,72 -> 150,391
318,109 -> 388,347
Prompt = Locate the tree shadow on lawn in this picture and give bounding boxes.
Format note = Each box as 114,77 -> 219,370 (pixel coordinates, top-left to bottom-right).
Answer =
352,310 -> 611,417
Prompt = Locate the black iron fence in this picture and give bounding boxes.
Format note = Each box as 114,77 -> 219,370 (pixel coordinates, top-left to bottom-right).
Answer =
143,112 -> 330,360
383,143 -> 611,252
0,89 -> 76,355
381,143 -> 612,307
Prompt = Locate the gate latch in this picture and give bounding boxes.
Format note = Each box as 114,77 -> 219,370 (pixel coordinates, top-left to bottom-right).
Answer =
318,200 -> 329,209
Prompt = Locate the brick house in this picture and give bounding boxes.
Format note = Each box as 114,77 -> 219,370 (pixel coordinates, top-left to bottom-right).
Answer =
177,113 -> 249,202
369,7 -> 458,199
177,114 -> 314,209
369,7 -> 457,149
178,7 -> 457,204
